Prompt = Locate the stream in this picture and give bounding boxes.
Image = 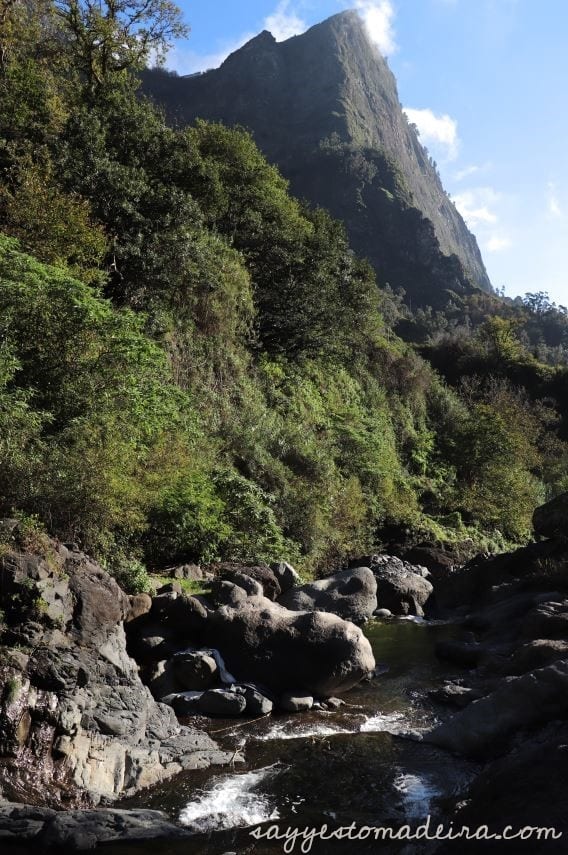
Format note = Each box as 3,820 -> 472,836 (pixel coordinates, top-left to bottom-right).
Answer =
110,618 -> 480,855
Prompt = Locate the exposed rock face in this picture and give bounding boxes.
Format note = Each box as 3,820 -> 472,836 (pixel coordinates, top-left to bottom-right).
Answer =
278,566 -> 377,624
533,491 -> 568,539
201,595 -> 375,697
0,536 -> 230,807
0,802 -> 193,849
433,724 -> 568,855
428,661 -> 568,758
423,498 -> 568,807
142,11 -> 491,307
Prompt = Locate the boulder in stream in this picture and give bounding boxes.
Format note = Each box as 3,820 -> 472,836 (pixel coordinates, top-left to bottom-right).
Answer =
201,594 -> 375,697
278,566 -> 377,624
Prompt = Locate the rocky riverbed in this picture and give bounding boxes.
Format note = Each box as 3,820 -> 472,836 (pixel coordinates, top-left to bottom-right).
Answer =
1,491 -> 568,851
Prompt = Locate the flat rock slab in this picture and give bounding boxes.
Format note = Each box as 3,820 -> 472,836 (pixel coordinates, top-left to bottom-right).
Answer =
0,803 -> 191,849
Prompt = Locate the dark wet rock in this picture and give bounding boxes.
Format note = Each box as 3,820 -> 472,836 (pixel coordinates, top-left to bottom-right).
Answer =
0,802 -> 192,849
270,561 -> 300,594
202,594 -> 375,697
511,638 -> 568,672
436,723 -> 568,854
146,659 -> 179,700
127,622 -> 177,663
522,599 -> 568,640
278,566 -> 377,624
463,591 -> 538,637
172,650 -> 218,690
239,686 -> 273,716
435,639 -> 483,668
197,688 -> 246,716
428,660 -> 568,758
401,545 -> 457,577
171,692 -> 201,717
149,592 -> 208,636
429,682 -> 484,708
439,538 -> 568,615
533,491 -> 568,540
280,692 -> 314,712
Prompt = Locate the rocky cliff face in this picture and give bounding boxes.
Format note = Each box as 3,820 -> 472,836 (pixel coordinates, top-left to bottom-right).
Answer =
0,523 -> 230,808
142,11 -> 492,307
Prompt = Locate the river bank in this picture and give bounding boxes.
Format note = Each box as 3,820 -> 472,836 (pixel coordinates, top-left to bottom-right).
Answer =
1,492 -> 568,852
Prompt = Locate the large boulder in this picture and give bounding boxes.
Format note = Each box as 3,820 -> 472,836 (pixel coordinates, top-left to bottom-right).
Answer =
435,638 -> 484,668
201,595 -> 375,697
219,572 -> 264,598
149,592 -> 208,637
533,492 -> 568,540
369,555 -> 433,616
172,650 -> 219,690
522,599 -> 568,640
427,660 -> 568,758
512,639 -> 568,672
215,562 -> 282,601
278,567 -> 377,624
171,564 -> 204,581
197,688 -> 246,717
435,724 -> 568,853
126,593 -> 152,623
0,803 -> 194,849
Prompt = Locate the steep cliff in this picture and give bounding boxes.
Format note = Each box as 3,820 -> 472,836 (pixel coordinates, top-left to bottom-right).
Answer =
142,10 -> 492,307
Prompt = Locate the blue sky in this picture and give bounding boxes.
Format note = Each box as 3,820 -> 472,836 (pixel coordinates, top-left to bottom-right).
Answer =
165,1 -> 568,305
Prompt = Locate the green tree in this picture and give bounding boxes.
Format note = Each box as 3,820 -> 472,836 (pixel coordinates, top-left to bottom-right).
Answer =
0,234 -> 207,553
54,0 -> 188,92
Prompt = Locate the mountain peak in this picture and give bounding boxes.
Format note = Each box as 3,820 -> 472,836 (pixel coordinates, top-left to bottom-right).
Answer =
142,14 -> 492,302
244,29 -> 276,47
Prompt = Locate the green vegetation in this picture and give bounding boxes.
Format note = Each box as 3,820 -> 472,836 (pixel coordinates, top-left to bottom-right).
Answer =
151,576 -> 209,597
1,0 -> 568,581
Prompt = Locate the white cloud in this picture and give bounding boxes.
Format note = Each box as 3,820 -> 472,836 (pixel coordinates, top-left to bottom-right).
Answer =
355,1 -> 398,55
547,182 -> 563,218
452,187 -> 500,227
404,106 -> 460,161
486,235 -> 512,252
454,162 -> 493,182
455,165 -> 480,181
265,1 -> 306,42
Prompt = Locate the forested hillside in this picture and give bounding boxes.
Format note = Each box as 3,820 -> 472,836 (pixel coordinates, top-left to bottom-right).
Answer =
1,0 -> 568,588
